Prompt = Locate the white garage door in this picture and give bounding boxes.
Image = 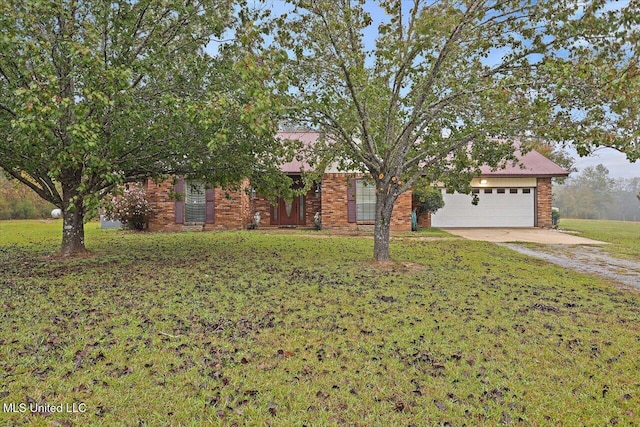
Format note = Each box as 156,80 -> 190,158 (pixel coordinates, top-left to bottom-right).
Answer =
431,188 -> 535,227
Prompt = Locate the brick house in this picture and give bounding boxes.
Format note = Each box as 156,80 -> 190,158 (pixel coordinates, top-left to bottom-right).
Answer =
145,131 -> 412,232
143,131 -> 568,232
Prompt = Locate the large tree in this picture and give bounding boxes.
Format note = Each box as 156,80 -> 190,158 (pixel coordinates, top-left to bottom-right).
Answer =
271,0 -> 639,261
0,0 -> 288,255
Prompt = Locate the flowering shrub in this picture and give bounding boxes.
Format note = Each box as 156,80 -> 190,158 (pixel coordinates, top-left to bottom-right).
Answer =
104,183 -> 151,230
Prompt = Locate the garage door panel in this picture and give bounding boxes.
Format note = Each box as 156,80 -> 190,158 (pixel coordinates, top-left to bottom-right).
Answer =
431,190 -> 534,227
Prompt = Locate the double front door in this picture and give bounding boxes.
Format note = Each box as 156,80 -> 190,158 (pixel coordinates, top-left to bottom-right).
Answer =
272,195 -> 305,226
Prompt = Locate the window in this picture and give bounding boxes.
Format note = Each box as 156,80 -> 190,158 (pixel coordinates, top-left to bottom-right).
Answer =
472,188 -> 480,194
484,189 -> 493,194
497,188 -> 505,194
522,188 -> 531,194
185,181 -> 206,223
510,188 -> 518,194
356,180 -> 376,221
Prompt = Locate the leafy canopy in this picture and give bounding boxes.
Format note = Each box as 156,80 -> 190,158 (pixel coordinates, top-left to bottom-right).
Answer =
273,0 -> 639,189
0,0 -> 291,216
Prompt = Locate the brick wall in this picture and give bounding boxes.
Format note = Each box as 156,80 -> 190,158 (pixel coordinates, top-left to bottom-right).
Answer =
321,173 -> 411,232
416,211 -> 431,229
411,195 -> 431,229
252,196 -> 273,226
211,185 -> 251,230
147,175 -> 411,232
146,179 -> 180,232
536,177 -> 553,228
320,173 -> 355,231
306,184 -> 322,225
391,191 -> 412,232
145,178 -> 250,231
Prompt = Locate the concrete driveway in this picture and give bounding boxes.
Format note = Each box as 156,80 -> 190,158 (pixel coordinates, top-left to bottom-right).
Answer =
441,229 -> 640,289
441,228 -> 606,244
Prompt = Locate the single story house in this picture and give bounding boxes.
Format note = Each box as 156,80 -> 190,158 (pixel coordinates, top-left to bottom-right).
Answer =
143,131 -> 568,232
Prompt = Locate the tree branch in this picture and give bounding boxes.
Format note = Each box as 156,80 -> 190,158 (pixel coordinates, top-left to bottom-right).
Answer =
314,2 -> 380,169
0,162 -> 60,207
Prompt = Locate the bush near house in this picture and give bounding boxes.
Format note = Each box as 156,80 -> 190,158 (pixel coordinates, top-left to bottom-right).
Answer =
103,183 -> 152,230
413,183 -> 445,217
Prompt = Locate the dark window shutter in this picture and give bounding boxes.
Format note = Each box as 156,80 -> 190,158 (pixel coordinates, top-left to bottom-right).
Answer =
205,188 -> 215,224
174,178 -> 185,224
347,178 -> 357,223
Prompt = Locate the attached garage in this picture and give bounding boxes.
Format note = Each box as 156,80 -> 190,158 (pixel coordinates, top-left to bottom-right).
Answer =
431,187 -> 535,227
422,151 -> 570,229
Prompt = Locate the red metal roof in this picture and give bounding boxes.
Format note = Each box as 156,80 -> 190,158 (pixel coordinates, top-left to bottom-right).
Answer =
277,131 -> 319,173
276,131 -> 569,177
479,150 -> 569,177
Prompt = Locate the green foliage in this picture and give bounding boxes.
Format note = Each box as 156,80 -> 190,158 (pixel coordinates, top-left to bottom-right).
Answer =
0,221 -> 639,425
0,0 -> 292,254
412,181 -> 445,216
551,207 -> 560,227
554,164 -> 633,220
266,0 -> 639,260
0,172 -> 55,220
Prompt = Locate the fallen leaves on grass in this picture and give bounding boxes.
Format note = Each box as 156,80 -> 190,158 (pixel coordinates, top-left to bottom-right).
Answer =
1,227 -> 639,425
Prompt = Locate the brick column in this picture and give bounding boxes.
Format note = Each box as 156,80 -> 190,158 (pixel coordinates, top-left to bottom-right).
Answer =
536,177 -> 553,228
389,191 -> 412,232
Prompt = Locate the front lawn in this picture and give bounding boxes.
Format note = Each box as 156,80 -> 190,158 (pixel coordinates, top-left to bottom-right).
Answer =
560,218 -> 640,261
0,221 -> 638,425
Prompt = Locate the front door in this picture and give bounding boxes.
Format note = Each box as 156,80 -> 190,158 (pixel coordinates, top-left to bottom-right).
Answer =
272,195 -> 305,226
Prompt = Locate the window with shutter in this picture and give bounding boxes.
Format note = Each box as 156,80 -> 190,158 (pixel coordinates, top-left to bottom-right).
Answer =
185,181 -> 206,223
356,180 -> 376,221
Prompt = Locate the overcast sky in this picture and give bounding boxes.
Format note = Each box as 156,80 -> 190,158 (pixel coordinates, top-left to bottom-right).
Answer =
570,148 -> 638,180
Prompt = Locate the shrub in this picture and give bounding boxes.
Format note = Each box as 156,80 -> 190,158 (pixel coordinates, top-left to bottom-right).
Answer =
413,184 -> 445,216
104,183 -> 151,230
552,207 -> 560,227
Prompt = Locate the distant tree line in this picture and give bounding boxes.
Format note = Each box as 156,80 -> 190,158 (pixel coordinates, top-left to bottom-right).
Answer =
555,164 -> 640,221
0,172 -> 55,220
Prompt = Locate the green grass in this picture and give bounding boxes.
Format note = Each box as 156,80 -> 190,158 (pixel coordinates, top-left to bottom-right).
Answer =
560,218 -> 640,260
1,220 -> 639,426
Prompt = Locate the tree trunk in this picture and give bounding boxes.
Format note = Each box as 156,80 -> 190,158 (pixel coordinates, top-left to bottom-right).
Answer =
60,193 -> 86,257
373,190 -> 396,262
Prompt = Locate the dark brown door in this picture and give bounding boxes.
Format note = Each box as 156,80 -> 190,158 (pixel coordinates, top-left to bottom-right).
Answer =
272,195 -> 305,226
